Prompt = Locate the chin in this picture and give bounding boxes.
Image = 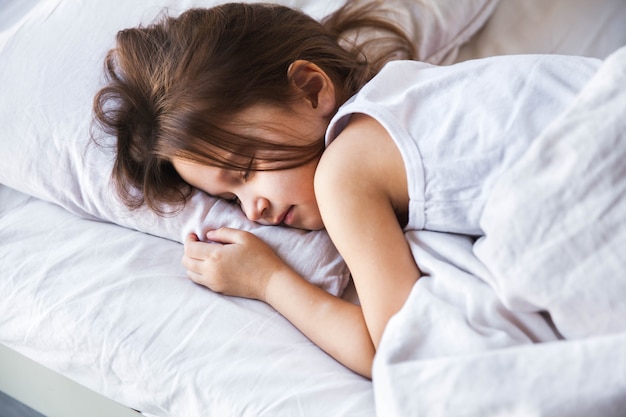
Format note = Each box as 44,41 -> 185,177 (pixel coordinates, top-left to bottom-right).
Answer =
305,218 -> 326,231
307,224 -> 325,231
288,223 -> 324,232
293,219 -> 325,231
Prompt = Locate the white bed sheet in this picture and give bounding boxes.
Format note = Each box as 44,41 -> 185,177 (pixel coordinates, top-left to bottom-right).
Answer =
0,185 -> 374,417
2,0 -> 626,416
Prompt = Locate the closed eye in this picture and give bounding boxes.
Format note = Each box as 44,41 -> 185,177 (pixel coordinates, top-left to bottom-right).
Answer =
241,158 -> 255,182
226,195 -> 241,206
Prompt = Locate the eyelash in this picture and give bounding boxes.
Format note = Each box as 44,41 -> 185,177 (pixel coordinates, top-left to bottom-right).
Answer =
226,158 -> 254,206
226,168 -> 251,206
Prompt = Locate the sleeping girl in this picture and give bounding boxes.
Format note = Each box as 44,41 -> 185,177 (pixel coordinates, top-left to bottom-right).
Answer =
93,2 -> 601,378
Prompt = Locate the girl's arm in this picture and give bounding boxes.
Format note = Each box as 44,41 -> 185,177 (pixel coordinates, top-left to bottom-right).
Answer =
314,114 -> 421,348
264,259 -> 375,377
181,116 -> 418,377
183,231 -> 375,377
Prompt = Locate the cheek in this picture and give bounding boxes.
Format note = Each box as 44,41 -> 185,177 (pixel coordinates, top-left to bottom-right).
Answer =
296,162 -> 319,190
299,204 -> 324,231
292,173 -> 317,202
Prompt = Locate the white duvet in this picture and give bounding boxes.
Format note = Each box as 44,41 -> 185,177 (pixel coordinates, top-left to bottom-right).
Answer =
374,46 -> 626,417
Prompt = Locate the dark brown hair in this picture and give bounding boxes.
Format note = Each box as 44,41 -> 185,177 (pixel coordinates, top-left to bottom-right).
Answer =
92,1 -> 416,214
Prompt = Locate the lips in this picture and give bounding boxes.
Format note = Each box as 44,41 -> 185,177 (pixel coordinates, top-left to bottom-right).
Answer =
276,205 -> 294,226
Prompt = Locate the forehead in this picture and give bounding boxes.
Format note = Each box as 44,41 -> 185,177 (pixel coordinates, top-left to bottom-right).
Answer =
171,157 -> 249,200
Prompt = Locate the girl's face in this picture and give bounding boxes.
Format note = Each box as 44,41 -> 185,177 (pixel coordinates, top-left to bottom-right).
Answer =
172,102 -> 329,231
173,157 -> 323,230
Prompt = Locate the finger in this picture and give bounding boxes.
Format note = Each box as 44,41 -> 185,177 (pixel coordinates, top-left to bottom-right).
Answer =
184,236 -> 217,260
185,268 -> 205,285
181,253 -> 203,272
206,227 -> 249,244
184,233 -> 199,246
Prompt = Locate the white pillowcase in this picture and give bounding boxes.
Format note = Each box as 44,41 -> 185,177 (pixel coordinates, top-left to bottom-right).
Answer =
0,0 -> 498,294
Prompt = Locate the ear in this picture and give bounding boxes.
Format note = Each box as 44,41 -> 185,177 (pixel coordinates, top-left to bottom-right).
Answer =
287,60 -> 336,117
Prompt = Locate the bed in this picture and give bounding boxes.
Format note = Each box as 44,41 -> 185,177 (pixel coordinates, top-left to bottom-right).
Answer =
1,0 -> 625,416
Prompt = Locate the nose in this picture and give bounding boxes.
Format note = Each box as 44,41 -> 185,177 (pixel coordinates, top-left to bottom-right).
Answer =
241,196 -> 270,223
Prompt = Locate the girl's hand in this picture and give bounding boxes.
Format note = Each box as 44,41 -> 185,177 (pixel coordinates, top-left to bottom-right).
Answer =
185,228 -> 376,378
182,228 -> 289,302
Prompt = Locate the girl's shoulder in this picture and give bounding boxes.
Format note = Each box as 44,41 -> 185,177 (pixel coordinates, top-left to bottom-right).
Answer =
315,114 -> 409,218
318,114 -> 395,183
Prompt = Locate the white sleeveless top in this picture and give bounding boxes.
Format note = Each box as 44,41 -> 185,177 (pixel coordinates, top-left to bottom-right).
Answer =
325,55 -> 600,235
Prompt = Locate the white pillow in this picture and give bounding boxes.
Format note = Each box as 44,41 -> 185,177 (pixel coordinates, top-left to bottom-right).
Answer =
395,0 -> 501,64
0,0 -> 497,294
456,0 -> 626,62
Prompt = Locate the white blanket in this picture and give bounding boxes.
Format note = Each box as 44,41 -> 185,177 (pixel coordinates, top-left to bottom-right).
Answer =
374,46 -> 626,416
